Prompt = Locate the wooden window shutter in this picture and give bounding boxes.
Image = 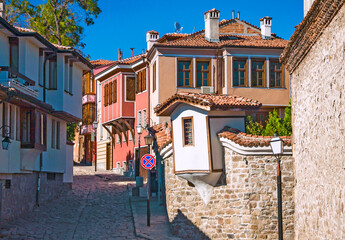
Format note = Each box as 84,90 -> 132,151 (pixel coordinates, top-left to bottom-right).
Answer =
263,60 -> 267,87
126,77 -> 135,101
281,64 -> 285,88
143,69 -> 146,91
245,59 -> 248,87
104,84 -> 107,106
113,80 -> 117,103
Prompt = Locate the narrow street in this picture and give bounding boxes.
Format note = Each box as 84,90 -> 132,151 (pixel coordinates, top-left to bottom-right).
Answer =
0,167 -> 140,240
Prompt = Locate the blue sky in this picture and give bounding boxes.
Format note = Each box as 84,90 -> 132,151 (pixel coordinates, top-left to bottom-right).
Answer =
83,0 -> 304,61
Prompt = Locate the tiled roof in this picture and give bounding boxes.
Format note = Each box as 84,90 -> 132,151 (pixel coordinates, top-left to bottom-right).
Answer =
91,59 -> 117,67
218,126 -> 292,147
153,34 -> 287,49
205,8 -> 220,14
157,33 -> 190,43
151,122 -> 172,151
118,53 -> 145,65
14,26 -> 74,50
147,30 -> 159,34
280,0 -> 344,72
154,92 -> 261,116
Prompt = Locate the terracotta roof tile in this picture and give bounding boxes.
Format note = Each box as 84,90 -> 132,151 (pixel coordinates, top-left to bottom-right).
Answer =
204,8 -> 220,14
218,126 -> 292,147
280,0 -> 344,72
147,30 -> 159,34
91,59 -> 117,67
154,34 -> 287,49
151,122 -> 172,151
155,92 -> 261,116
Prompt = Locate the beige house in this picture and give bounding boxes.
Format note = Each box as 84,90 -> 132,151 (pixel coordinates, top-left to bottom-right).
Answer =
281,0 -> 345,239
147,9 -> 290,124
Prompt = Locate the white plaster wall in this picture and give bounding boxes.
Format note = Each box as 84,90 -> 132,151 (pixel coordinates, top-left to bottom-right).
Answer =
209,117 -> 245,170
41,116 -> 67,173
62,62 -> 83,119
24,40 -> 39,83
171,104 -> 210,172
0,31 -> 9,73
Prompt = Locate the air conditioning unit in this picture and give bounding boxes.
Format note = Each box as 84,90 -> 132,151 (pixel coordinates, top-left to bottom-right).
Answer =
201,86 -> 214,94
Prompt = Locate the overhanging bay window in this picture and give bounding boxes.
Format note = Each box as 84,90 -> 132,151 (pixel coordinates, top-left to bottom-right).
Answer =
21,108 -> 47,150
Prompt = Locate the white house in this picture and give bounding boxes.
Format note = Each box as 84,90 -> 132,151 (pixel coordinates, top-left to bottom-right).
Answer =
0,16 -> 92,220
154,92 -> 261,188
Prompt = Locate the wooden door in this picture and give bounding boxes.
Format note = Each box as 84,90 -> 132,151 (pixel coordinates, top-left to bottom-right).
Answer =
106,143 -> 111,170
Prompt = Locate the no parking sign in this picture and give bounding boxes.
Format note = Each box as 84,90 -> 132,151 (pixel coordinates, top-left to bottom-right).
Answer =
141,154 -> 156,170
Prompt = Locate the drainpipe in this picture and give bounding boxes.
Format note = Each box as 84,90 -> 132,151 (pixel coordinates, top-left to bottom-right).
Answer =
36,153 -> 43,206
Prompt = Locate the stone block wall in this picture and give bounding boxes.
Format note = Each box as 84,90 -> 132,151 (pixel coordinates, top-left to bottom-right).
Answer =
0,172 -> 66,221
164,147 -> 294,239
290,5 -> 345,239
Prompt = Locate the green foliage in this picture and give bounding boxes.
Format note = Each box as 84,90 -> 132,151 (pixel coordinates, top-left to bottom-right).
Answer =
67,122 -> 78,142
246,116 -> 264,135
246,104 -> 292,136
5,0 -> 101,48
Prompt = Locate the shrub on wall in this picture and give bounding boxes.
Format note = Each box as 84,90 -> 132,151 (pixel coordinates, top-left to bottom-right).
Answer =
246,102 -> 292,136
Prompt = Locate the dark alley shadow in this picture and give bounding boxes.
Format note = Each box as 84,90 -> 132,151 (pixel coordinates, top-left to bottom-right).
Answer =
170,210 -> 210,240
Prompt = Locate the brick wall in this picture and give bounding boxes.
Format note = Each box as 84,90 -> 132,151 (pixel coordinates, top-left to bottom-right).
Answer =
0,172 -> 67,221
164,146 -> 294,239
290,5 -> 345,239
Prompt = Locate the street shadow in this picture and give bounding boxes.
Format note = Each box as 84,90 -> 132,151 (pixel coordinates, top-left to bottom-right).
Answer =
170,210 -> 210,240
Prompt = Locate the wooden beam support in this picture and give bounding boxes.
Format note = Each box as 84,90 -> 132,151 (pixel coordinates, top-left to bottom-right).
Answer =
119,119 -> 134,144
112,121 -> 129,145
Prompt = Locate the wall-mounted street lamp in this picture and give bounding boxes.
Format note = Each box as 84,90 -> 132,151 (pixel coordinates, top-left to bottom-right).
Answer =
269,133 -> 284,240
0,126 -> 11,150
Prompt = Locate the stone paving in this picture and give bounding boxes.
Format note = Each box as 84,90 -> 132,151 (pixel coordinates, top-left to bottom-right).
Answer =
0,166 -> 141,240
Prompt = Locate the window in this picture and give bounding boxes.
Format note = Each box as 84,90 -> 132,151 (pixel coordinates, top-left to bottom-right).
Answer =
69,62 -> 73,94
251,60 -> 266,87
56,121 -> 60,149
123,161 -> 127,170
182,117 -> 194,146
113,80 -> 117,103
177,60 -> 192,87
64,57 -> 69,92
136,69 -> 146,93
116,134 -> 120,144
270,61 -> 284,88
128,131 -> 133,141
82,103 -> 95,125
126,77 -> 135,101
20,109 -> 46,150
142,109 -> 147,128
109,82 -> 113,105
9,105 -> 14,139
138,111 -> 142,126
122,132 -> 126,142
47,173 -> 56,181
152,62 -> 157,92
49,55 -> 57,89
104,84 -> 108,106
39,49 -> 43,86
16,107 -> 20,141
222,58 -> 225,88
9,37 -> 19,78
196,60 -> 210,87
233,59 -> 247,87
51,119 -> 56,148
117,162 -> 121,168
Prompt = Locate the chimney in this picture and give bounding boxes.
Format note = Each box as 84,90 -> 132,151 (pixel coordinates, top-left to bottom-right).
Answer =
232,10 -> 235,19
118,48 -> 123,60
260,16 -> 272,39
146,30 -> 159,50
0,0 -> 5,18
130,48 -> 135,57
204,8 -> 220,42
237,11 -> 240,19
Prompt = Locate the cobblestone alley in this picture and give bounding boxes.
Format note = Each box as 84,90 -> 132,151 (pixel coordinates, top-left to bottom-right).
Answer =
0,167 -> 140,240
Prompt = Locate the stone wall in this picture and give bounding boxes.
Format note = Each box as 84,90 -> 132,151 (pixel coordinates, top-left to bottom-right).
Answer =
164,146 -> 294,239
0,172 -> 66,221
290,5 -> 345,239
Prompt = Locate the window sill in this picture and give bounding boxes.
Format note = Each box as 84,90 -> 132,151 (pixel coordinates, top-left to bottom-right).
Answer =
47,88 -> 57,91
64,90 -> 73,96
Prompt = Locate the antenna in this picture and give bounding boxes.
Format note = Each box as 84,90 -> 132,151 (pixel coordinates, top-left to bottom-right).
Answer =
192,26 -> 196,33
174,22 -> 183,33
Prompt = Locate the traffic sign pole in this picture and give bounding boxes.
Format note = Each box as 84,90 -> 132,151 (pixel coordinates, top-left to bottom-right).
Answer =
141,154 -> 156,227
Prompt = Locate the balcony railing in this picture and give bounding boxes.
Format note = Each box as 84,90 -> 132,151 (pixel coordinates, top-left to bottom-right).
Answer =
0,66 -> 38,98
